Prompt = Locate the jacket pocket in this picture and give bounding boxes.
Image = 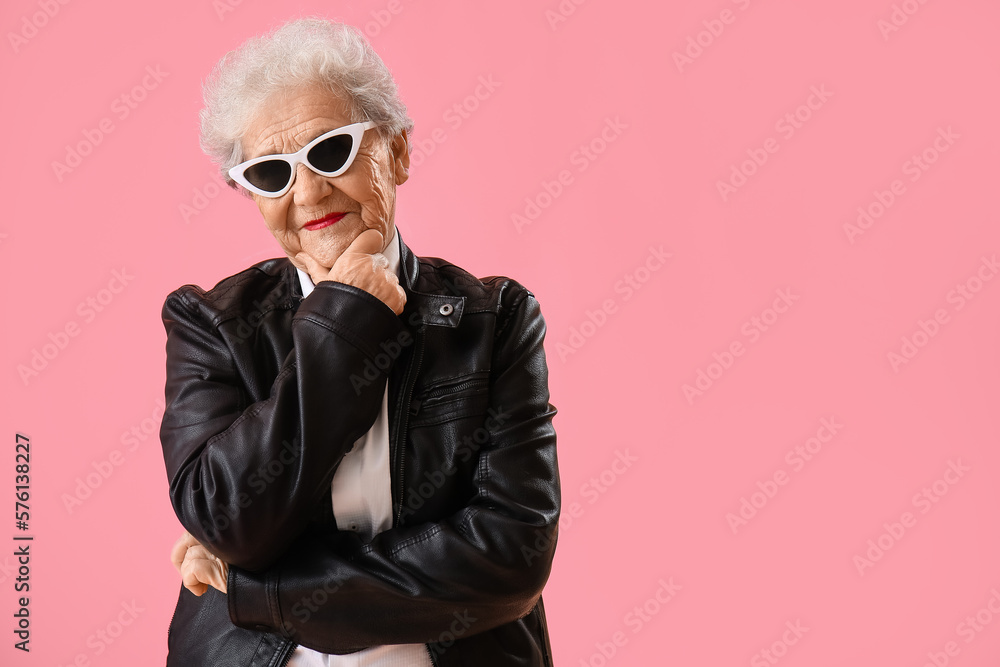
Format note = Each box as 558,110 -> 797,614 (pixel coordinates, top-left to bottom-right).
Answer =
409,372 -> 490,427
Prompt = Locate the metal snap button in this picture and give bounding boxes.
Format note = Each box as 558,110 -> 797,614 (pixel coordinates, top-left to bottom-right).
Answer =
439,303 -> 454,316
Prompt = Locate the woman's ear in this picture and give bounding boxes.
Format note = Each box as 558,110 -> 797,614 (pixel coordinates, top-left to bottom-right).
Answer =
391,129 -> 410,185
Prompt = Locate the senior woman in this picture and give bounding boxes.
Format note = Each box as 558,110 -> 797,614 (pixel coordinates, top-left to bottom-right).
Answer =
159,17 -> 559,667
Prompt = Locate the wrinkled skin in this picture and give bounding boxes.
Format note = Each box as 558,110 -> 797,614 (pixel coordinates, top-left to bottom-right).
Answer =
171,530 -> 227,596
242,82 -> 409,313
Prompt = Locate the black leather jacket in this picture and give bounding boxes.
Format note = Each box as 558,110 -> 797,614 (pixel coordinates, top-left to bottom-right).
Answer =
159,228 -> 560,666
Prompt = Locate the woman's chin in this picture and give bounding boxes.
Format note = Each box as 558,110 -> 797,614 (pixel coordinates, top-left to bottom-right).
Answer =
302,242 -> 347,271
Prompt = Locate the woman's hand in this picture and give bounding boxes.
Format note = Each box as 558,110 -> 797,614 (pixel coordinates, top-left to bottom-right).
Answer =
296,228 -> 407,315
171,530 -> 229,596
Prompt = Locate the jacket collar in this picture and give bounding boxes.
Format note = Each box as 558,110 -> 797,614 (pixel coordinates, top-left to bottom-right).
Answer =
397,226 -> 466,328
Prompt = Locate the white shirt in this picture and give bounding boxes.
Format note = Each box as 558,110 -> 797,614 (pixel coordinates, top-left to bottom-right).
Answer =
288,227 -> 433,667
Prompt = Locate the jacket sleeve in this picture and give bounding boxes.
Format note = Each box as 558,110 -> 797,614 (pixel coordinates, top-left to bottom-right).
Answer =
225,286 -> 560,653
160,279 -> 405,571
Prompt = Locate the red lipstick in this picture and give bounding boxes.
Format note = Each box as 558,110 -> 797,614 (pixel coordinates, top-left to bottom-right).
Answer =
304,212 -> 347,231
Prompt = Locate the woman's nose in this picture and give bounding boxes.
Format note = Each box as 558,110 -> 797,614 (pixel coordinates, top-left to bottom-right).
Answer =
291,162 -> 334,205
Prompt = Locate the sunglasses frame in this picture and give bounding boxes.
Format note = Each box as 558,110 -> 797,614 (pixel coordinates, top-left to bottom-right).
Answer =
228,120 -> 378,197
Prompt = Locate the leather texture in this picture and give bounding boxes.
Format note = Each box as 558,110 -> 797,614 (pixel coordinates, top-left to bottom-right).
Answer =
160,228 -> 560,666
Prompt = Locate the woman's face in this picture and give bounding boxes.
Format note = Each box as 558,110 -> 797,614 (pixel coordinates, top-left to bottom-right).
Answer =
240,83 -> 409,271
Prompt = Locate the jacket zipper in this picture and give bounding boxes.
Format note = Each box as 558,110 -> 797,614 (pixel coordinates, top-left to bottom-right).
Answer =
390,325 -> 438,664
395,326 -> 425,525
274,639 -> 297,667
271,322 -> 435,663
166,602 -> 177,641
271,324 -> 426,664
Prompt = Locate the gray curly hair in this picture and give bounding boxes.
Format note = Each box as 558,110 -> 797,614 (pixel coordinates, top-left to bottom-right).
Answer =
199,17 -> 414,189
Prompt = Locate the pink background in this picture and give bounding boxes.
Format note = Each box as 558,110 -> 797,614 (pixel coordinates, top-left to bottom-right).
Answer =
2,0 -> 999,664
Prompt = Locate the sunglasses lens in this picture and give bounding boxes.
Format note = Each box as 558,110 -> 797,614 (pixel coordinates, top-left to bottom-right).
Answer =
308,134 -> 354,173
243,160 -> 292,193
